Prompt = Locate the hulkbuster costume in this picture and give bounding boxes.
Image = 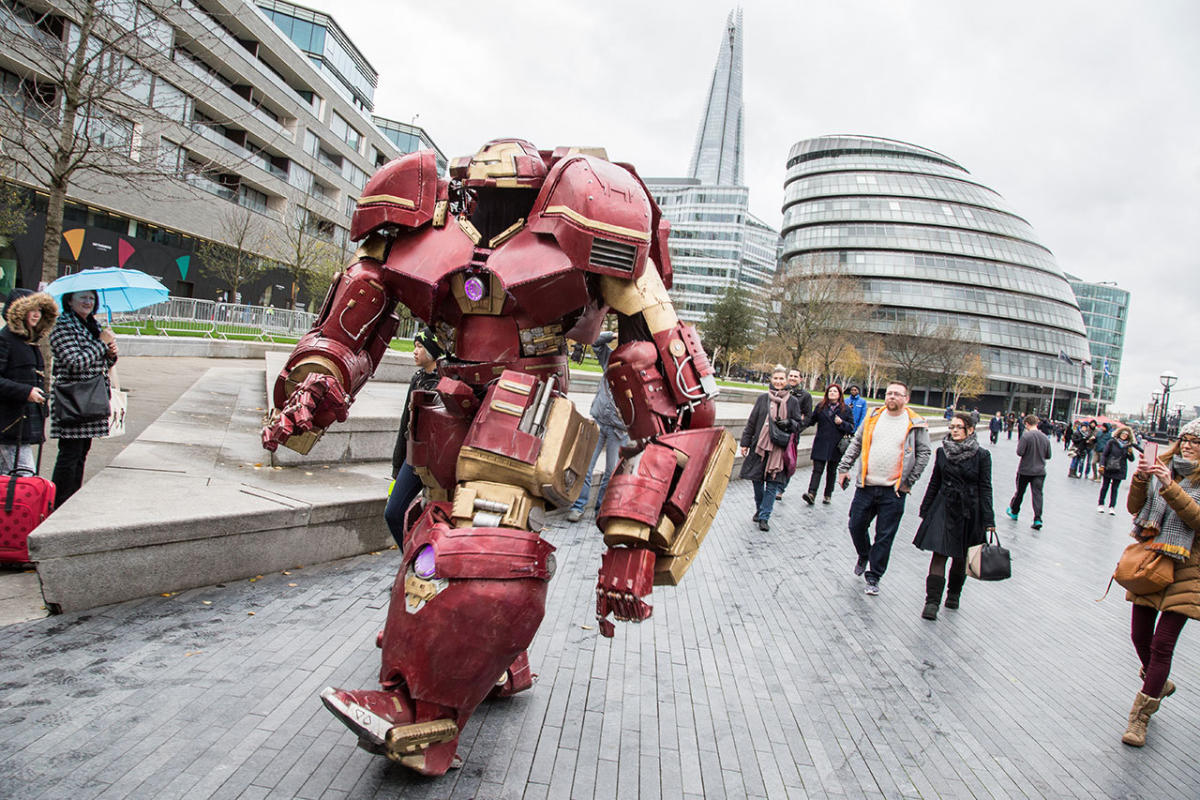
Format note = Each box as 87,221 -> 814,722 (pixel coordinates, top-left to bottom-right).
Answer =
262,139 -> 736,775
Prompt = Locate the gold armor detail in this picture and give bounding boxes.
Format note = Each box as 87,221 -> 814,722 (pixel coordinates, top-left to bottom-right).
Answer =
355,234 -> 388,262
519,324 -> 564,357
599,268 -> 678,335
453,140 -> 534,187
544,205 -> 652,243
489,218 -> 525,248
405,575 -> 438,607
654,430 -> 737,585
432,200 -> 448,228
358,193 -> 416,209
451,272 -> 505,315
451,481 -> 542,530
457,397 -> 598,508
457,217 -> 482,244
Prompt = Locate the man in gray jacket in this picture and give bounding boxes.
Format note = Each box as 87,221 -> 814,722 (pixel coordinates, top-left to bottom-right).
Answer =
836,381 -> 932,595
567,331 -> 627,522
1006,414 -> 1051,530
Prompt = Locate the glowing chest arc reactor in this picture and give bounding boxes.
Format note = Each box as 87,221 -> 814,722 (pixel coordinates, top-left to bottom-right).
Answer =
463,275 -> 487,303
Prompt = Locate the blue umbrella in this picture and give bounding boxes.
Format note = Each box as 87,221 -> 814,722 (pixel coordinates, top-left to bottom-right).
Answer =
45,267 -> 169,322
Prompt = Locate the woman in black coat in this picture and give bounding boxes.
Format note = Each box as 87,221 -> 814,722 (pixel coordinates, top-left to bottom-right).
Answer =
913,412 -> 995,620
383,327 -> 441,547
739,366 -> 805,531
0,291 -> 57,475
1097,424 -> 1136,514
802,383 -> 853,505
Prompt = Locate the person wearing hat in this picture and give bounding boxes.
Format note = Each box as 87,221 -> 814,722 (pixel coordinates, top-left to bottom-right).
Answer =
383,327 -> 442,547
1120,417 -> 1200,747
0,290 -> 58,475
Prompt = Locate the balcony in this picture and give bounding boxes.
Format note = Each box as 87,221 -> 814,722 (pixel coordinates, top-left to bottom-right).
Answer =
183,171 -> 235,203
172,50 -> 290,140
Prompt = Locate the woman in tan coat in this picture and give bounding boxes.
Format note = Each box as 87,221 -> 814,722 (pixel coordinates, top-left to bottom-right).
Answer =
1120,419 -> 1200,747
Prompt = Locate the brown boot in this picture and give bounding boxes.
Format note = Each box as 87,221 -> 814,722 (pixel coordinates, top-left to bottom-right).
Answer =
1140,667 -> 1176,699
1121,692 -> 1161,747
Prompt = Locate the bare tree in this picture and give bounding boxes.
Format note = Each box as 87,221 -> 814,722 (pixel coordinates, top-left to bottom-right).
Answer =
0,0 -> 267,283
860,335 -> 886,399
929,323 -> 982,406
197,205 -> 268,302
885,314 -> 943,397
772,254 -> 874,366
0,171 -> 30,244
269,193 -> 349,309
949,353 -> 987,408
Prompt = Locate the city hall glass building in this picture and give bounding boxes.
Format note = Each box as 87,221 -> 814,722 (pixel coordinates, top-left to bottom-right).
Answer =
781,135 -> 1091,413
1067,274 -> 1129,414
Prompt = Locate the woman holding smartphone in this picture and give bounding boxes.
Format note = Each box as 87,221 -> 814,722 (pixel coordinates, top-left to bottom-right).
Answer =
1119,420 -> 1200,747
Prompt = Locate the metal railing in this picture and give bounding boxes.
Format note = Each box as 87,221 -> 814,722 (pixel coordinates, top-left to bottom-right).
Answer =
111,296 -> 420,343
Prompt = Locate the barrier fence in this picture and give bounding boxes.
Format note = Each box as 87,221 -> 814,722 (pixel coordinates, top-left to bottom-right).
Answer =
111,297 -> 420,342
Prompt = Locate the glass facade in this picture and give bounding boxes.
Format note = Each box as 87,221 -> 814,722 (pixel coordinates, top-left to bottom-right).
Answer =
687,8 -> 743,186
782,135 -> 1092,407
371,116 -> 447,173
258,0 -> 376,112
1067,274 -> 1129,412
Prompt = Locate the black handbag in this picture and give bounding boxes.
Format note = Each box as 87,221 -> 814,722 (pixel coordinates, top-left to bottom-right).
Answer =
53,374 -> 110,425
967,528 -> 1011,581
768,417 -> 793,448
836,434 -> 851,457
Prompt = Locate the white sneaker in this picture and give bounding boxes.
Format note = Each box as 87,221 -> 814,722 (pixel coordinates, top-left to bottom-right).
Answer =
1109,508 -> 1116,515
566,509 -> 584,522
1097,505 -> 1105,513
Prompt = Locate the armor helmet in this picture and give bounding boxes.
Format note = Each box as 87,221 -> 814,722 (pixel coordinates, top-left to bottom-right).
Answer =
450,139 -> 547,190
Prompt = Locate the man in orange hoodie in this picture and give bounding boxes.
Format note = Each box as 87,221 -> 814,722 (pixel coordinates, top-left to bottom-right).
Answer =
837,381 -> 931,595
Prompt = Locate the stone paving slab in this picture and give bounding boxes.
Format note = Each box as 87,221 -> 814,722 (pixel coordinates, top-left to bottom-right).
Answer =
0,438 -> 1197,799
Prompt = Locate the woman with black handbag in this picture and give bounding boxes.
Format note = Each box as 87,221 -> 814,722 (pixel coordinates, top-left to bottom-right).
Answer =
49,290 -> 117,505
739,365 -> 805,531
0,290 -> 57,474
912,412 -> 995,620
802,383 -> 854,506
1119,422 -> 1200,747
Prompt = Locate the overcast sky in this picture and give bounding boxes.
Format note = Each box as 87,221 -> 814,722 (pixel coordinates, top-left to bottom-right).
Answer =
303,0 -> 1199,415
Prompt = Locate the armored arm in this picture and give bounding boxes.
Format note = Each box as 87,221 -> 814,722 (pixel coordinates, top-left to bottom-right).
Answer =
592,267 -> 735,636
263,151 -> 442,454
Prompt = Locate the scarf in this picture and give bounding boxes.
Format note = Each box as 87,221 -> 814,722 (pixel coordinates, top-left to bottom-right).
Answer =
755,388 -> 790,478
942,433 -> 979,463
1134,464 -> 1200,562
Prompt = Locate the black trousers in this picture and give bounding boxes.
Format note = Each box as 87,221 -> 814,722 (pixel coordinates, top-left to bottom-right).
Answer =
52,438 -> 93,506
807,459 -> 839,498
1009,473 -> 1044,521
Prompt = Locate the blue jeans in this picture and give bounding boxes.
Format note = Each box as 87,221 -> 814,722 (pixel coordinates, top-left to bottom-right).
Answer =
753,478 -> 786,521
384,462 -> 424,548
847,485 -> 908,582
1070,454 -> 1085,475
571,423 -> 625,513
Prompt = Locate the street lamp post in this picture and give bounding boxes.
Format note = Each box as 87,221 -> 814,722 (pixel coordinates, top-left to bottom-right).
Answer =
1160,371 -> 1179,436
1151,392 -> 1161,431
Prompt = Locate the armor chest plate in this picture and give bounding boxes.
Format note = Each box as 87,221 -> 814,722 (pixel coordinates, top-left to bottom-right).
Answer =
386,222 -> 590,333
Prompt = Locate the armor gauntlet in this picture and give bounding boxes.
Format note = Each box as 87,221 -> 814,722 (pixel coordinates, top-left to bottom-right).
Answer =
263,258 -> 400,453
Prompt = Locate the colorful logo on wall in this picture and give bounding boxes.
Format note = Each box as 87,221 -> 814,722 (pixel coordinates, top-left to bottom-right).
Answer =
176,255 -> 190,280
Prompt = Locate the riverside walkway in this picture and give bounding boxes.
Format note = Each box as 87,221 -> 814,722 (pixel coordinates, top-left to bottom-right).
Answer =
1,432 -> 1197,799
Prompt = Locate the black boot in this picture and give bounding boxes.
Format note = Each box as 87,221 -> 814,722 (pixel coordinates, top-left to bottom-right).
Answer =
922,575 -> 945,620
945,571 -> 966,609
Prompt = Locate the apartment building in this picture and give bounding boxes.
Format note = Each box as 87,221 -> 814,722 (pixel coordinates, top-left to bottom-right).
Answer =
0,0 -> 443,305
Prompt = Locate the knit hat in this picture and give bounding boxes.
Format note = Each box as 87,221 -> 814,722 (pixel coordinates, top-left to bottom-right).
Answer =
413,326 -> 443,360
1180,418 -> 1200,440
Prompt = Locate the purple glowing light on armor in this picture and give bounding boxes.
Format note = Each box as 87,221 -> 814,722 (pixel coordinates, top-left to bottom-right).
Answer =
414,545 -> 436,579
464,275 -> 486,302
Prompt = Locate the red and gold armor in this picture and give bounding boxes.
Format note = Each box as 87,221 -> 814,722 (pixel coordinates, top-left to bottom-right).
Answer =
263,138 -> 735,776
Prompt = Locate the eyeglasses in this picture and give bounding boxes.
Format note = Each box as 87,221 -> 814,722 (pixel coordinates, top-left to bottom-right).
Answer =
1180,436 -> 1200,446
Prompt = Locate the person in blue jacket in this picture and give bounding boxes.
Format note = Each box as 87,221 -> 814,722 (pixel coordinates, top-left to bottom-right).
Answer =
845,384 -> 868,430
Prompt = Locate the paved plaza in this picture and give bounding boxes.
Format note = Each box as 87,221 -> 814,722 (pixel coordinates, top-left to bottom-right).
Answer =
1,436 -> 1197,799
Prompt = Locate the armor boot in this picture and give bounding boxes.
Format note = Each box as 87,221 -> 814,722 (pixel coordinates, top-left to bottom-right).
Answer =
922,575 -> 944,620
944,571 -> 966,609
1121,692 -> 1161,747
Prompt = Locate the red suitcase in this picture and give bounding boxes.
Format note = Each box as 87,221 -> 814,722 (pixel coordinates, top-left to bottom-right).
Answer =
0,472 -> 55,564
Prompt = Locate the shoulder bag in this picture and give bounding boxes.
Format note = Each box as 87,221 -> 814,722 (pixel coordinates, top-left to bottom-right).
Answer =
967,528 -> 1011,581
53,373 -> 110,425
1111,541 -> 1174,595
769,417 -> 793,448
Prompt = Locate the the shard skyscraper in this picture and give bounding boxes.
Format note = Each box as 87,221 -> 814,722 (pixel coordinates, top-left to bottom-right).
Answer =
688,8 -> 745,186
646,8 -> 778,328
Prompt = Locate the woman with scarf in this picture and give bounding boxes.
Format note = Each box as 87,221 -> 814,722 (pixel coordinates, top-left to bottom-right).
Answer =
912,412 -> 994,620
739,366 -> 805,531
1097,425 -> 1136,514
1119,419 -> 1200,747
